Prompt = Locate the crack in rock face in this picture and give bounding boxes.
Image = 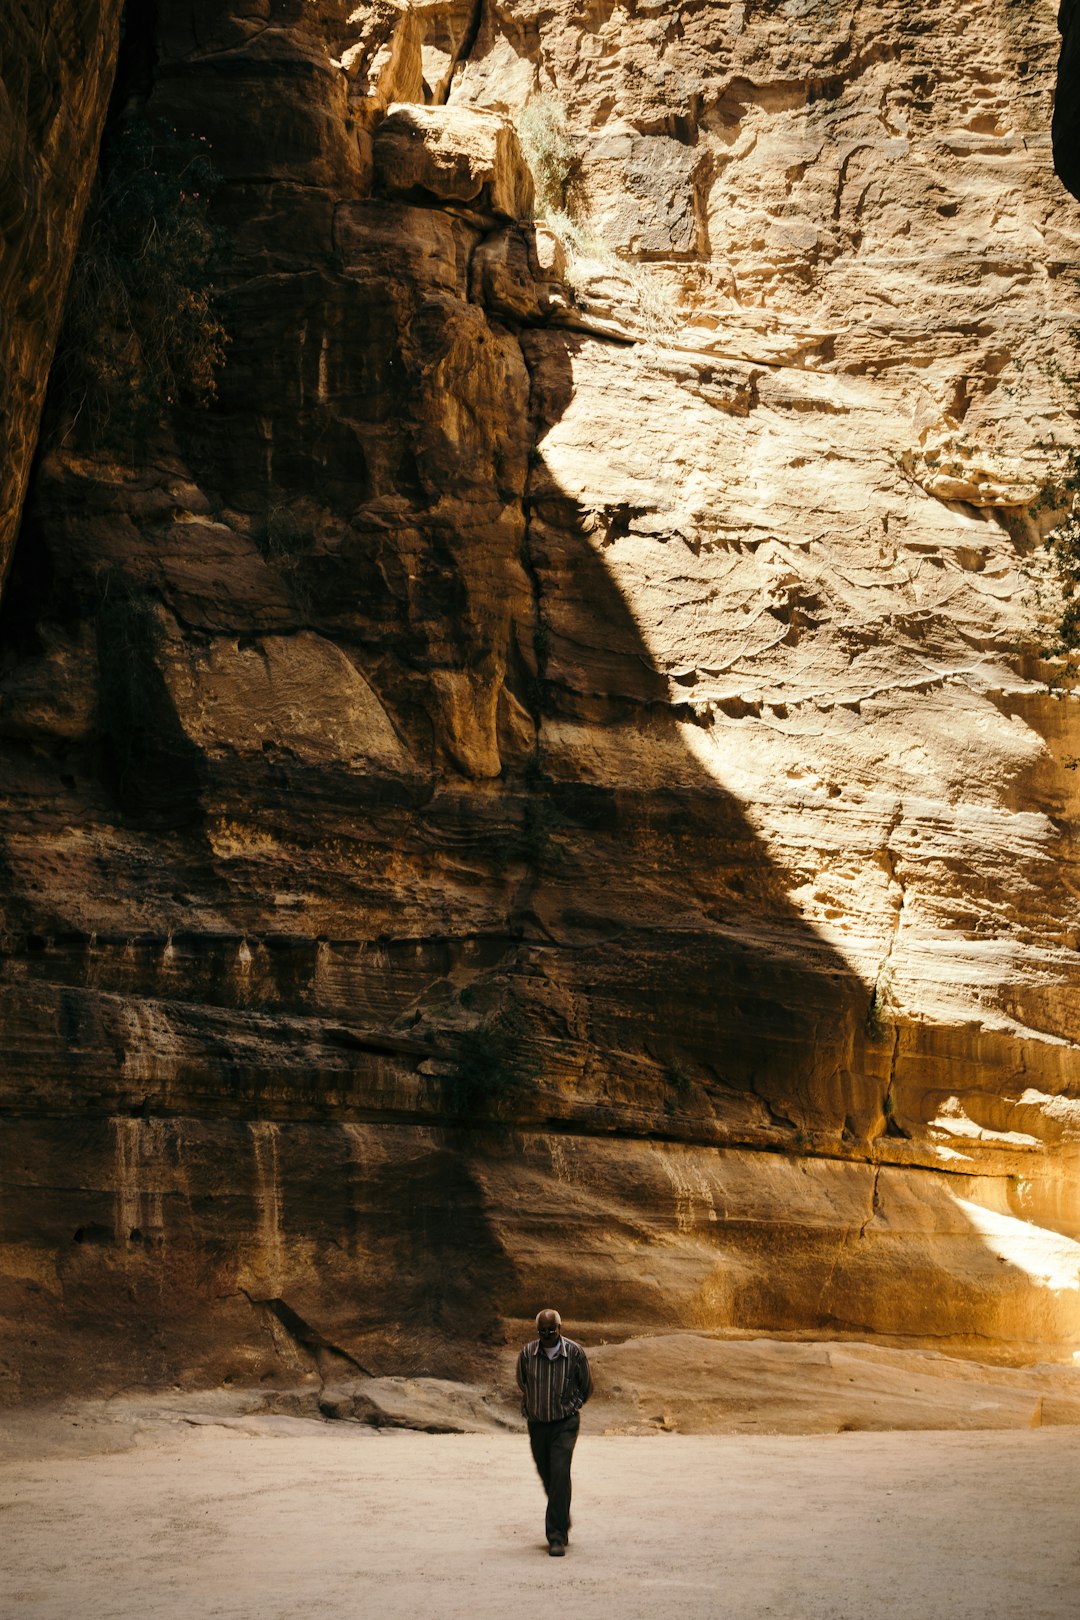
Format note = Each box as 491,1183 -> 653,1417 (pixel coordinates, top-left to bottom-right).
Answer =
2,0 -> 1080,1405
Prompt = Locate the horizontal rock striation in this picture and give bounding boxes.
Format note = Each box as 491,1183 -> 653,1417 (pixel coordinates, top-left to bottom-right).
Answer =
2,0 -> 1080,1401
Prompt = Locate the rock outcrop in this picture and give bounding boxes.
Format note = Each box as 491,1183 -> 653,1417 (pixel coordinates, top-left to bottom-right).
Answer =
2,0 -> 1080,1405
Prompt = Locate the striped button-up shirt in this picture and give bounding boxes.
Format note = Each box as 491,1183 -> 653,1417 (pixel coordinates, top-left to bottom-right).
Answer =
517,1336 -> 593,1422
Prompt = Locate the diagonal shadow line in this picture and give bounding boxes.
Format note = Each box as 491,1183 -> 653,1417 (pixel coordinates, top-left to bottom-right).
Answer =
10,18 -> 1043,1391
1,9 -> 1079,1391
484,313 -> 873,1140
0,202 -> 875,1147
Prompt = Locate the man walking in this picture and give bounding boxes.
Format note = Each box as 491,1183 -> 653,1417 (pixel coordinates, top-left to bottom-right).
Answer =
516,1308 -> 593,1556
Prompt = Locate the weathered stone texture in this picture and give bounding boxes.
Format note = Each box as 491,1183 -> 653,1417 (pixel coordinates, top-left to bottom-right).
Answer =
2,0 -> 1080,1403
373,103 -> 535,216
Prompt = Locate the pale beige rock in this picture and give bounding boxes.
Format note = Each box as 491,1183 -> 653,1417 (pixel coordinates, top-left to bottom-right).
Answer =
589,1334 -> 1080,1434
584,126 -> 710,260
348,2 -> 424,104
11,1333 -> 1080,1441
373,103 -> 535,217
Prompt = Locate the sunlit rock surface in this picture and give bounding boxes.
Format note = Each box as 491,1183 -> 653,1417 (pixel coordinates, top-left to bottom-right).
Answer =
2,0 -> 1080,1403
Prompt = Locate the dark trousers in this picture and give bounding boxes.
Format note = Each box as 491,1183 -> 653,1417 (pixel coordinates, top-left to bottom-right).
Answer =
527,1413 -> 579,1542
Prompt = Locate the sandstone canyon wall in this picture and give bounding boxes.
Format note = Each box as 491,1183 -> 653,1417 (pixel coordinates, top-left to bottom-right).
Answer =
2,0 -> 1080,1405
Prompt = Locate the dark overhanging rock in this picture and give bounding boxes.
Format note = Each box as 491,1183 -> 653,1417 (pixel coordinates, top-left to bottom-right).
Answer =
1054,0 -> 1080,198
0,0 -> 126,596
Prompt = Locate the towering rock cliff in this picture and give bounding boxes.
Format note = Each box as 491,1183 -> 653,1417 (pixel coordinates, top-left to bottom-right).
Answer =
2,0 -> 1080,1404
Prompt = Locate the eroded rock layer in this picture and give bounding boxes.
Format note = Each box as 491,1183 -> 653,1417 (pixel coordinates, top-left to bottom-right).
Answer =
2,0 -> 1080,1401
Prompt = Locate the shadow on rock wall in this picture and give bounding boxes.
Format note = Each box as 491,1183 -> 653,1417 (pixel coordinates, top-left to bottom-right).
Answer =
0,1 -> 1071,1401
1055,0 -> 1080,199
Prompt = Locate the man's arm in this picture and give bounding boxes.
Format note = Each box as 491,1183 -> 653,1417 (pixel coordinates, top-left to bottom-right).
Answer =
574,1344 -> 593,1407
516,1347 -> 529,1415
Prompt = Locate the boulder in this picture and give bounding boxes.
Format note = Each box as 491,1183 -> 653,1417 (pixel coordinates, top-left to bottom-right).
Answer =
373,103 -> 534,218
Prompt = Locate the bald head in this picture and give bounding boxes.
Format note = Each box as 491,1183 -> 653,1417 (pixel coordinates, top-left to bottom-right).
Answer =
536,1309 -> 562,1349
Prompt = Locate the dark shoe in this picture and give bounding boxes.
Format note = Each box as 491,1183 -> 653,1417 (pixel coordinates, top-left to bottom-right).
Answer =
548,1536 -> 566,1557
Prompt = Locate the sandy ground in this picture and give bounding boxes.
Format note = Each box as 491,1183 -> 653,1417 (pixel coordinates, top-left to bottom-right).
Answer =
2,1412 -> 1079,1620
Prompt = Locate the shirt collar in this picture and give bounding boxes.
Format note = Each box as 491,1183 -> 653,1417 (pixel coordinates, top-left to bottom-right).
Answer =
532,1336 -> 567,1357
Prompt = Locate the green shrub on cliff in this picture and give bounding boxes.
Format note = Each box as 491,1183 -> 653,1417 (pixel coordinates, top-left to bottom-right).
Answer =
516,92 -> 677,341
51,118 -> 227,446
1029,445 -> 1080,680
865,958 -> 896,1042
517,95 -> 578,217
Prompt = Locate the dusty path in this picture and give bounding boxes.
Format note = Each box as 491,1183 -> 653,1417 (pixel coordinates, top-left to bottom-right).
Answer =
3,1419 -> 1079,1620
